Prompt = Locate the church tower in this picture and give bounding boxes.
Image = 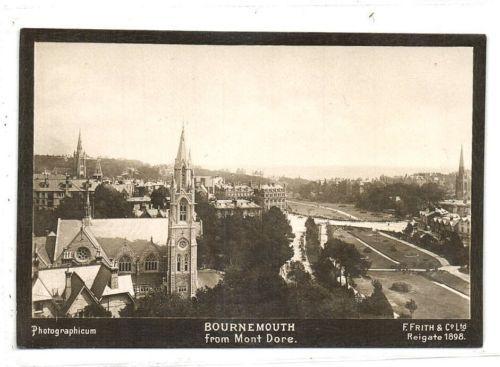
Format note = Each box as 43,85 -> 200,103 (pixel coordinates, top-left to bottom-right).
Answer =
167,127 -> 198,298
73,130 -> 87,179
455,145 -> 469,201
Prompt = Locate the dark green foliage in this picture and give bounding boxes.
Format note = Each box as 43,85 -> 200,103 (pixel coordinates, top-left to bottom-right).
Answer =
358,280 -> 394,318
82,303 -> 112,318
33,209 -> 58,236
321,238 -> 371,279
356,182 -> 445,217
405,298 -> 418,317
121,292 -> 195,317
150,186 -> 170,209
304,216 -> 320,265
390,281 -> 412,293
296,179 -> 360,203
34,155 -> 164,180
93,183 -> 130,218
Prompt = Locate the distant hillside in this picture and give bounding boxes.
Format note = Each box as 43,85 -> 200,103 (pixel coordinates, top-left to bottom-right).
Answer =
34,155 -> 283,185
34,155 -> 167,180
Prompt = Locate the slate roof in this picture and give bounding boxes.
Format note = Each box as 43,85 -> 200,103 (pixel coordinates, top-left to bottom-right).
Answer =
54,218 -> 169,262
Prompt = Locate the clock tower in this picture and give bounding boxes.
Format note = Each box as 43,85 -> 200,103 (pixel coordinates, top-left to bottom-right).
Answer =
167,127 -> 198,297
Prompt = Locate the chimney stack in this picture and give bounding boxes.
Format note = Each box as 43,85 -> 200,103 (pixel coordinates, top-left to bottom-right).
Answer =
110,266 -> 119,289
64,268 -> 72,300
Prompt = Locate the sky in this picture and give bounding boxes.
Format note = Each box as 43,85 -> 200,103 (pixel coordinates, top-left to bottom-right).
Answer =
34,42 -> 473,178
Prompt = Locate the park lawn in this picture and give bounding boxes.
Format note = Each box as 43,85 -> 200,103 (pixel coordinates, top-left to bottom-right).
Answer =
287,201 -> 348,221
330,228 -> 396,270
421,270 -> 470,296
349,228 -> 441,269
316,202 -> 396,222
355,271 -> 470,319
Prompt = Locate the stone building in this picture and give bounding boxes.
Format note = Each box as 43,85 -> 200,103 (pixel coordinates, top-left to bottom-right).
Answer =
254,183 -> 287,211
32,128 -> 203,316
214,184 -> 254,200
211,199 -> 262,219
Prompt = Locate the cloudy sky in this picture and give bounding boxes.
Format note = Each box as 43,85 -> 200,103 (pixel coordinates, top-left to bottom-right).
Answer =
34,42 -> 473,177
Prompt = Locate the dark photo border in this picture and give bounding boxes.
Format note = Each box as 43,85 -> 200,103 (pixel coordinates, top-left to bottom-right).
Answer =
17,29 -> 485,348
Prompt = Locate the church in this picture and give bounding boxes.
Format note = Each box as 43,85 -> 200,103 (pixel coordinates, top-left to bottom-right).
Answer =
32,128 -> 217,317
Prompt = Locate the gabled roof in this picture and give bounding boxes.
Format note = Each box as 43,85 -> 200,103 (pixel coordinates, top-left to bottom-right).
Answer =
54,218 -> 169,261
101,274 -> 135,298
32,277 -> 53,302
37,264 -> 102,297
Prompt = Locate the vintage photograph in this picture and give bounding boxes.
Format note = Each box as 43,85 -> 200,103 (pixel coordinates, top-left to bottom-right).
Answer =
29,40 -> 476,322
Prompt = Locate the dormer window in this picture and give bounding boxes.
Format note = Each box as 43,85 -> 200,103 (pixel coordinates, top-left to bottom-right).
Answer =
118,255 -> 132,272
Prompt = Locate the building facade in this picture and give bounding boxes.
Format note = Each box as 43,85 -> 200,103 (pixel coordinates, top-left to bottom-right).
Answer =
254,183 -> 287,211
211,199 -> 262,219
32,128 -> 202,317
166,128 -> 198,298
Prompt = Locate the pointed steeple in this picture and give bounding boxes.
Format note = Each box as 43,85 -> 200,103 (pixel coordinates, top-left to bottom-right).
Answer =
77,129 -> 83,152
458,144 -> 464,176
175,126 -> 188,167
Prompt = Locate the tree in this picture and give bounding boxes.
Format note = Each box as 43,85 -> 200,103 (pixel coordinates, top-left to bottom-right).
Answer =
150,186 -> 170,209
358,280 -> 394,318
405,298 -> 418,318
82,303 -> 112,317
93,183 -> 130,218
319,238 -> 371,288
304,216 -> 320,265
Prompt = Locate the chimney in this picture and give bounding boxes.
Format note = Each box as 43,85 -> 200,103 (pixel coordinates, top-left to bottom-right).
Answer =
64,268 -> 72,300
95,249 -> 102,263
32,253 -> 39,279
110,266 -> 119,289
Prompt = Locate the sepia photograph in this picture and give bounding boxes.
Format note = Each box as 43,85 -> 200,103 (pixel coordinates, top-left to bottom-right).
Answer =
17,30 -> 485,348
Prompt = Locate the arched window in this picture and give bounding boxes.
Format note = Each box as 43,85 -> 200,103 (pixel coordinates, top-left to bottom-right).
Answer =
176,254 -> 181,272
184,254 -> 189,272
144,254 -> 158,271
179,199 -> 188,221
118,255 -> 132,272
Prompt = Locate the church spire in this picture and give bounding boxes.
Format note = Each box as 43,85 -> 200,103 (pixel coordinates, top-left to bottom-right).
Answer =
458,144 -> 464,176
175,126 -> 188,167
77,129 -> 82,152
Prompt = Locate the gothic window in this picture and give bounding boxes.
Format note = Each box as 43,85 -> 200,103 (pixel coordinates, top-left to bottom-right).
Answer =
178,285 -> 187,293
75,247 -> 90,262
118,255 -> 132,272
144,254 -> 158,271
177,254 -> 181,272
179,199 -> 188,221
184,254 -> 189,272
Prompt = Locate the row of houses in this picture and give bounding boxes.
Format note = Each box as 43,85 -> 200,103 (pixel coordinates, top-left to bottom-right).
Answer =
419,206 -> 471,247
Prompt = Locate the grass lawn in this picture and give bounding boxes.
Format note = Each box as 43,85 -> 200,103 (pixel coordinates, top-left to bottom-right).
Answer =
287,201 -> 348,220
317,202 -> 397,222
355,271 -> 470,319
421,270 -> 470,296
329,228 -> 396,270
349,228 -> 441,269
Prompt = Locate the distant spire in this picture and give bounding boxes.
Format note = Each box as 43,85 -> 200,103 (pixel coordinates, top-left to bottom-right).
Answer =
77,129 -> 82,152
176,126 -> 187,164
458,145 -> 464,176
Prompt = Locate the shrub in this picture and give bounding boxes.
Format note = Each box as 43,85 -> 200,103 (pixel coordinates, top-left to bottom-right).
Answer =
390,245 -> 397,252
363,247 -> 373,253
389,282 -> 412,293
